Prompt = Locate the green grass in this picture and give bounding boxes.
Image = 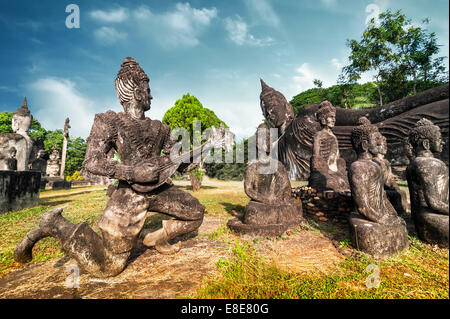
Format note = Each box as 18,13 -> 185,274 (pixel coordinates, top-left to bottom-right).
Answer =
1,183 -> 448,299
197,238 -> 449,299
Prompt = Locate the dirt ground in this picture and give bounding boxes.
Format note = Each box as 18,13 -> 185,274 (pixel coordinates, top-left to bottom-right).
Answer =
0,178 -> 347,299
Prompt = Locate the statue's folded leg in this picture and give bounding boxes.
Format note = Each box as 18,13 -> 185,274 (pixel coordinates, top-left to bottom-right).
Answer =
143,184 -> 204,254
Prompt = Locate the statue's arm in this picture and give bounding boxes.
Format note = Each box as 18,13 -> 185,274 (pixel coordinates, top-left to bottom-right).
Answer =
82,113 -> 137,182
244,164 -> 263,201
311,132 -> 326,170
421,171 -> 449,214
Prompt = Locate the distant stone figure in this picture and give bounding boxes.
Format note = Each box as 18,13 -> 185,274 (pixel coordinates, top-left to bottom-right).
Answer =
308,101 -> 350,195
228,123 -> 303,236
0,97 -> 34,171
406,118 -> 449,247
0,147 -> 17,171
373,135 -> 409,215
46,149 -> 61,177
30,150 -> 47,176
348,117 -> 408,256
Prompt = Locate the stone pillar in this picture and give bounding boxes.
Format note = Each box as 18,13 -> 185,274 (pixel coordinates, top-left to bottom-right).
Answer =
0,170 -> 41,214
60,118 -> 70,179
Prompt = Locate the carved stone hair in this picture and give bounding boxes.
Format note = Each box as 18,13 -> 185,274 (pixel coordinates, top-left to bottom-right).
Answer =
351,117 -> 379,151
13,97 -> 32,118
260,79 -> 288,105
408,118 -> 440,147
114,57 -> 149,105
316,100 -> 336,122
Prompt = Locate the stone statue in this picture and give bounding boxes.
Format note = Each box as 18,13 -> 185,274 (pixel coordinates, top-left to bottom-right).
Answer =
228,123 -> 303,236
406,118 -> 449,247
258,80 -> 448,180
0,146 -> 17,170
373,135 -> 409,215
308,101 -> 350,194
347,117 -> 408,256
60,118 -> 70,178
30,149 -> 47,176
46,148 -> 61,177
0,97 -> 34,171
14,57 -> 213,277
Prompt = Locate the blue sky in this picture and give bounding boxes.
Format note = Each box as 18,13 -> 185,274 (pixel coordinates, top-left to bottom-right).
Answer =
0,0 -> 448,140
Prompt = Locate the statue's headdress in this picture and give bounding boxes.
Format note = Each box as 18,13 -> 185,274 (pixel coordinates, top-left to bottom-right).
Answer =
351,117 -> 379,151
14,97 -> 32,118
408,118 -> 440,147
115,57 -> 149,105
316,100 -> 336,122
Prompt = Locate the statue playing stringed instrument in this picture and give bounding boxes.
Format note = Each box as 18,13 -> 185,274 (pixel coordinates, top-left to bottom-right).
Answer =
14,57 -> 234,278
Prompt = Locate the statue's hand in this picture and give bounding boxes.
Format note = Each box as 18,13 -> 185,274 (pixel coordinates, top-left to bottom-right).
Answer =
133,162 -> 159,184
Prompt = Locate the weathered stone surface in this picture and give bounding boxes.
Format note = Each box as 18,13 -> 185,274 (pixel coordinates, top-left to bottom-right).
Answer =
30,150 -> 47,176
348,213 -> 409,257
259,81 -> 449,179
308,101 -> 350,194
0,170 -> 41,214
406,118 -> 449,248
347,118 -> 409,256
46,149 -> 61,177
0,98 -> 35,172
228,124 -> 303,237
14,57 -> 206,277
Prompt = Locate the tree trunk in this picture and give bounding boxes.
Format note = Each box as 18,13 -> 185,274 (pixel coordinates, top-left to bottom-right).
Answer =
189,172 -> 202,192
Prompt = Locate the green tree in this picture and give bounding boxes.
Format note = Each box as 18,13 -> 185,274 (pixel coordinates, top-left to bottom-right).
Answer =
162,93 -> 228,190
0,112 -> 13,134
65,137 -> 87,177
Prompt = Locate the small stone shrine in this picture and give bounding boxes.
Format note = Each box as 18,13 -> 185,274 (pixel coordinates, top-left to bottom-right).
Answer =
406,118 -> 449,247
347,118 -> 409,256
308,101 -> 350,195
228,123 -> 303,236
46,148 -> 61,177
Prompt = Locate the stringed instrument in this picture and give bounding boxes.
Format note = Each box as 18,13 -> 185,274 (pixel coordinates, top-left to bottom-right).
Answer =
130,124 -> 234,193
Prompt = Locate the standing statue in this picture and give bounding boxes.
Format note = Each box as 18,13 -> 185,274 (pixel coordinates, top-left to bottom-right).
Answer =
308,101 -> 350,194
0,97 -> 34,171
348,117 -> 408,256
14,57 -> 232,277
228,123 -> 303,236
406,118 -> 449,247
373,135 -> 409,215
60,118 -> 70,178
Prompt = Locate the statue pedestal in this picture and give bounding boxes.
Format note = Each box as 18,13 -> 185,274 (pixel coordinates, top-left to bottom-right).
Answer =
348,213 -> 409,257
413,211 -> 449,248
227,200 -> 303,237
45,177 -> 72,190
0,170 -> 41,214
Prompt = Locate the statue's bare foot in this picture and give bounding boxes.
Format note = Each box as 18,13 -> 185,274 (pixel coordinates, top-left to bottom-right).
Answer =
155,240 -> 181,255
142,228 -> 165,247
14,227 -> 49,263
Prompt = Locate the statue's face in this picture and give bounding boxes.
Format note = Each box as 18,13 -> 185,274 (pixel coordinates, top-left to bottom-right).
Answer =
321,113 -> 336,129
260,93 -> 293,129
37,150 -> 45,158
12,115 -> 31,133
431,131 -> 443,153
367,131 -> 384,156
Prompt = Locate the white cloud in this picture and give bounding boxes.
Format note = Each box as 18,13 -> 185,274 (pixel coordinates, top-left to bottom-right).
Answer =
244,0 -> 280,27
224,15 -> 274,47
28,78 -> 96,138
331,58 -> 343,70
90,7 -> 129,23
132,3 -> 217,48
320,0 -> 337,8
93,26 -> 126,46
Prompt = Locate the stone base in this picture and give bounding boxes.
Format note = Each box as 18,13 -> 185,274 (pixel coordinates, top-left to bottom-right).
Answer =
0,170 -> 41,214
348,213 -> 409,257
414,211 -> 449,248
227,201 -> 303,237
45,177 -> 72,190
40,180 -> 47,190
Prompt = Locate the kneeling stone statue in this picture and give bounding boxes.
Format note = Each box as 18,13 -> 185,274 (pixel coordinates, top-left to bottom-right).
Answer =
406,118 -> 448,247
348,118 -> 409,257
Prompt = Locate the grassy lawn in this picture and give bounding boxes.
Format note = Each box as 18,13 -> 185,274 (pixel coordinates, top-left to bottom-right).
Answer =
0,179 -> 448,299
